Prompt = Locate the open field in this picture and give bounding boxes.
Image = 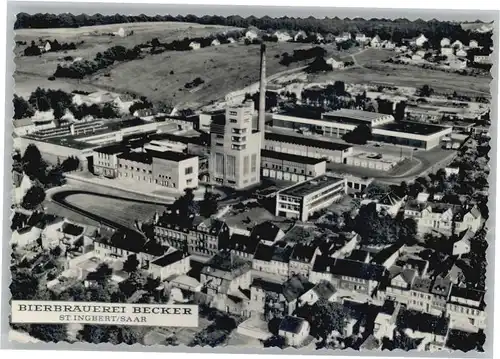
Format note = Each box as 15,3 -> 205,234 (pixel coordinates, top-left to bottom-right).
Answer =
91,41 -> 325,108
351,48 -> 394,66
14,22 -> 241,78
62,193 -> 165,228
308,62 -> 491,98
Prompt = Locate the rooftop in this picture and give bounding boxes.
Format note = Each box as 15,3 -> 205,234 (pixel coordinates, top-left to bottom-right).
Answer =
313,255 -> 387,282
279,316 -> 308,334
265,132 -> 352,152
253,241 -> 294,263
323,109 -> 390,123
261,149 -> 326,165
375,121 -> 451,136
252,275 -> 313,302
117,149 -> 196,164
450,286 -> 485,303
151,250 -> 186,267
280,174 -> 345,198
61,222 -> 85,237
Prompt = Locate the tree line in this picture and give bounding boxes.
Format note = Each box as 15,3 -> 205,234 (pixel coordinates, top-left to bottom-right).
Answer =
23,39 -> 79,57
13,87 -> 121,120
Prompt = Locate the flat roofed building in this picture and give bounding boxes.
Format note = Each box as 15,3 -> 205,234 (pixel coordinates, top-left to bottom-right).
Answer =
264,132 -> 353,164
372,121 -> 453,150
93,143 -> 131,178
260,149 -> 326,182
276,174 -> 347,221
209,102 -> 262,189
117,149 -> 199,192
322,109 -> 395,126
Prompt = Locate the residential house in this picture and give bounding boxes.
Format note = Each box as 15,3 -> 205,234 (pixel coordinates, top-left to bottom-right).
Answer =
211,39 -> 220,46
298,280 -> 337,306
13,118 -> 35,136
382,40 -> 396,50
154,213 -> 230,257
335,32 -> 351,42
149,248 -> 190,281
412,53 -> 424,61
114,27 -> 126,37
273,31 -> 292,42
59,222 -> 85,246
451,229 -> 473,257
444,167 -> 460,178
474,54 -> 492,64
250,221 -> 285,243
373,300 -> 401,340
310,255 -> 387,297
252,241 -> 294,279
227,37 -> 236,44
415,34 -> 428,47
370,243 -> 406,269
440,38 -> 451,47
396,309 -> 450,350
228,233 -> 259,261
361,192 -> 404,217
379,266 -> 417,305
314,33 -> 324,43
289,243 -> 320,277
331,232 -> 360,258
469,40 -> 479,48
11,225 -> 42,248
446,286 -> 486,332
278,316 -> 311,347
452,40 -> 464,49
294,30 -> 307,42
370,35 -> 382,48
396,257 -> 429,277
355,33 -> 369,43
408,276 -> 452,316
245,29 -> 259,41
347,249 -> 371,263
189,41 -> 201,50
456,48 -> 468,57
326,57 -> 345,69
404,202 -> 482,236
249,275 -> 313,319
200,251 -> 252,316
449,58 -> 468,69
441,47 -> 454,57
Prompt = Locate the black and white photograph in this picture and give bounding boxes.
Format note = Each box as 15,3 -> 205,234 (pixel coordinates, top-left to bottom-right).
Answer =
4,1 -> 498,354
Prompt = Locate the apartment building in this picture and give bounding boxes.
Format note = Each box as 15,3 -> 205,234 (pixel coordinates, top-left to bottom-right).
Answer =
260,149 -> 327,182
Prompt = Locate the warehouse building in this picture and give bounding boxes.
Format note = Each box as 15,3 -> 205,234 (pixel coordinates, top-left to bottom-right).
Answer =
271,109 -> 452,150
264,132 -> 353,163
260,149 -> 326,182
275,174 -> 347,221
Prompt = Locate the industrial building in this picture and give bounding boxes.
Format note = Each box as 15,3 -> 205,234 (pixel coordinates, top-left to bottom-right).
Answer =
275,174 -> 347,221
260,149 -> 326,182
209,102 -> 262,189
264,132 -> 353,163
271,109 -> 452,150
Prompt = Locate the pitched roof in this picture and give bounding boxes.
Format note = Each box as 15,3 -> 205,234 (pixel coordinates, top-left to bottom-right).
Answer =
252,275 -> 313,302
250,221 -> 282,242
313,256 -> 387,282
229,233 -> 259,255
310,280 -> 336,300
396,309 -> 449,336
279,316 -> 308,334
290,243 -> 317,263
253,241 -> 294,263
151,250 -> 186,267
61,222 -> 84,237
450,286 -> 485,303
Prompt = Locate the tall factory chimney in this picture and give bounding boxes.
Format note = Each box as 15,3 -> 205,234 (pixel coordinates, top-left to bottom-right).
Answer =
258,43 -> 266,144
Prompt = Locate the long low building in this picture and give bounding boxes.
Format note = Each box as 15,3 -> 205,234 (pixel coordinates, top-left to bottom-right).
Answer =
260,149 -> 326,182
93,144 -> 199,193
264,132 -> 353,163
272,109 -> 452,150
275,174 -> 347,221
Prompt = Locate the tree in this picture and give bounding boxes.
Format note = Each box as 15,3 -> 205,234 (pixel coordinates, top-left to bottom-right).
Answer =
151,38 -> 161,47
342,124 -> 372,145
123,254 -> 139,273
263,335 -> 287,348
13,94 -> 35,119
295,299 -> 350,340
22,143 -> 48,181
52,101 -> 66,119
29,324 -> 67,342
394,101 -> 407,121
199,188 -> 219,217
418,84 -> 434,97
382,330 -> 421,351
21,186 -> 46,210
88,263 -> 112,284
10,267 -> 39,300
78,325 -> 109,343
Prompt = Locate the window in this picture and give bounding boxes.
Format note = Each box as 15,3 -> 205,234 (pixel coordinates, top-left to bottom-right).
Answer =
227,155 -> 236,177
229,111 -> 238,116
216,134 -> 224,139
216,142 -> 223,147
230,119 -> 237,123
232,144 -> 246,150
251,154 -> 257,173
243,156 -> 250,175
215,153 -> 224,174
185,166 -> 193,175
